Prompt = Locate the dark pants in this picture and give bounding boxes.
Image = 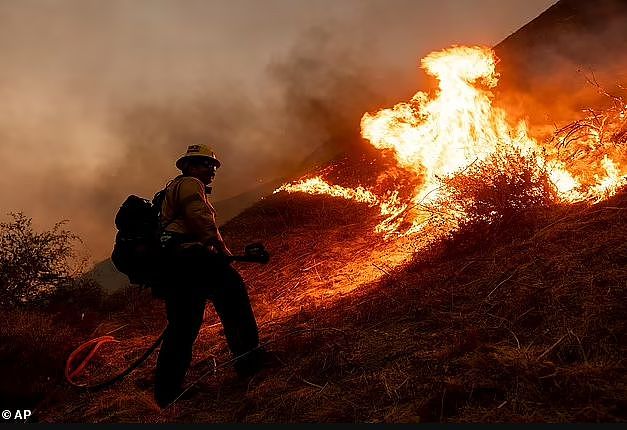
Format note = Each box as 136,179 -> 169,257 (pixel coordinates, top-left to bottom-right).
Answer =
154,245 -> 259,405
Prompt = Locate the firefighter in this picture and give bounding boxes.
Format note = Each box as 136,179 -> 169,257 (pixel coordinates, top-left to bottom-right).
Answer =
154,144 -> 264,408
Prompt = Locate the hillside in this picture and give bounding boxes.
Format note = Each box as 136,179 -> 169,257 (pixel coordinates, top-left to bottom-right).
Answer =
14,0 -> 627,423
495,0 -> 627,88
493,0 -> 627,127
32,180 -> 627,423
87,0 -> 627,294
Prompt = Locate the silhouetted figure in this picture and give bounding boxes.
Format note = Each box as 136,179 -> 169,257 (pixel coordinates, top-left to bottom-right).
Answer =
154,144 -> 263,408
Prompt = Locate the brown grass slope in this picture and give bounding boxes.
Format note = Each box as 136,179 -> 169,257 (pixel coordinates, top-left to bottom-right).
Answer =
32,184 -> 627,423
8,1 -> 627,422
495,0 -> 627,88
493,0 -> 627,128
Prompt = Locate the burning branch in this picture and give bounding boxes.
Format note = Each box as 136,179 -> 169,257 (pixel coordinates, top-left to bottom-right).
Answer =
552,73 -> 627,153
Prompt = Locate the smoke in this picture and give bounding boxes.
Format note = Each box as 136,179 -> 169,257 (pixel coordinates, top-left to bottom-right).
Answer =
0,0 -> 558,261
0,3 -> 402,261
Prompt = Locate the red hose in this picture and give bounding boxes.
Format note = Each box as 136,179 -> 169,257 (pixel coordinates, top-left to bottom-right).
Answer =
65,336 -> 120,386
64,329 -> 166,390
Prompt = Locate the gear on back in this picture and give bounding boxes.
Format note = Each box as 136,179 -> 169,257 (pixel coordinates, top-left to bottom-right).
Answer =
111,190 -> 167,287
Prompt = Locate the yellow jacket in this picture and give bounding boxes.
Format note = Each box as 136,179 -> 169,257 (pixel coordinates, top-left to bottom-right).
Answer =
160,175 -> 228,253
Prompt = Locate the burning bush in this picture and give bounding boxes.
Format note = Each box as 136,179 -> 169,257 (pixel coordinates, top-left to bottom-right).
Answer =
276,46 -> 626,241
434,149 -> 558,253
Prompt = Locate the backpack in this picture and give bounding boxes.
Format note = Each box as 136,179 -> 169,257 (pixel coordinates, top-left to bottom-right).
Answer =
111,189 -> 167,286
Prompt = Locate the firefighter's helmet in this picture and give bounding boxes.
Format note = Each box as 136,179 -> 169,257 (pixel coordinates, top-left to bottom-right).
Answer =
176,144 -> 221,170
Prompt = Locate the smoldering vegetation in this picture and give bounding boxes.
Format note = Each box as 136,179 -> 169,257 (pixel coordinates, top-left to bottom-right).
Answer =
20,147 -> 627,423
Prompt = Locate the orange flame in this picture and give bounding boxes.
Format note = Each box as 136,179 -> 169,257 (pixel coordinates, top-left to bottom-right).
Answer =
274,176 -> 379,205
276,46 -> 626,236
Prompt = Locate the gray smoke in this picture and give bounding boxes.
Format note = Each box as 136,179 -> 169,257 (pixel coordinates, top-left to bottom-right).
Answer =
0,0 -> 557,261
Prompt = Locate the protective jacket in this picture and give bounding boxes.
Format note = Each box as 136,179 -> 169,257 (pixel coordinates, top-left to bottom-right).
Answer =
160,175 -> 228,253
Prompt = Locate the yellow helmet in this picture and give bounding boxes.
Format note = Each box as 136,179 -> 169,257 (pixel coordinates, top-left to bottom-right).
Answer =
175,144 -> 221,170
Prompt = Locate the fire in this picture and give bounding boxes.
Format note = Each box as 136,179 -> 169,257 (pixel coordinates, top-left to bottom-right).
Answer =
362,45 -> 505,188
273,177 -> 410,234
590,156 -> 627,202
276,45 -> 626,236
275,176 -> 379,206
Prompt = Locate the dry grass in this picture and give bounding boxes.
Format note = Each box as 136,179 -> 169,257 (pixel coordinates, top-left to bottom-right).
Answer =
0,309 -> 83,411
10,165 -> 627,423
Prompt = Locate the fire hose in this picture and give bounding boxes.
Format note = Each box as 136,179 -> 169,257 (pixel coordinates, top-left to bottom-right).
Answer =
65,243 -> 270,390
65,332 -> 165,390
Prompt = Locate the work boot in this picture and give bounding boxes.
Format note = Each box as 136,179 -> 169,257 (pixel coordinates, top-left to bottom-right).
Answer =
155,391 -> 178,409
154,383 -> 183,409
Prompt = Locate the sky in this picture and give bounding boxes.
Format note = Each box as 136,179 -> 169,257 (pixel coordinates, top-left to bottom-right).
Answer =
0,0 -> 557,261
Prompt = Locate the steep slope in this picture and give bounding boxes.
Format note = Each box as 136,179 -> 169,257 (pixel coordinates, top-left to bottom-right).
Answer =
34,182 -> 626,423
30,0 -> 627,423
495,0 -> 627,87
89,0 -> 627,294
493,0 -> 627,127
